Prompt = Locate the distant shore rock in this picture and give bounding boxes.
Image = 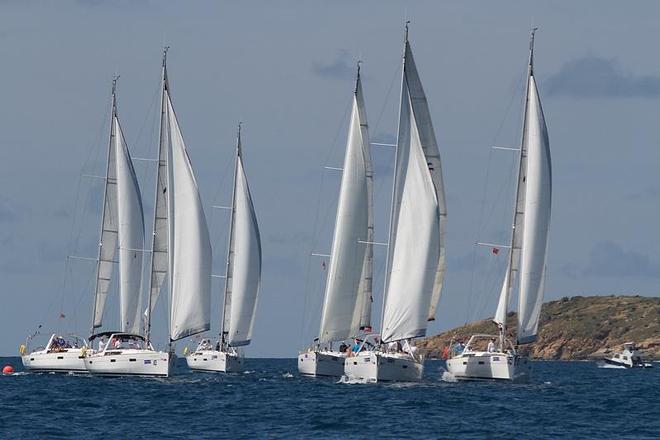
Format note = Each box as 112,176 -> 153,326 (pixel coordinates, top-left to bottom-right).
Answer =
419,295 -> 660,360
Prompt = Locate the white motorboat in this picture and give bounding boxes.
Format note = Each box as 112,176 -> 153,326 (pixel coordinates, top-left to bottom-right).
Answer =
445,335 -> 530,382
603,342 -> 653,368
84,332 -> 169,376
187,125 -> 262,373
21,334 -> 88,373
446,29 -> 551,382
298,63 -> 375,378
345,24 -> 447,383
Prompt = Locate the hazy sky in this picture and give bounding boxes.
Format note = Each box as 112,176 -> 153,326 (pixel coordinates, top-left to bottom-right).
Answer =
2,1 -> 660,357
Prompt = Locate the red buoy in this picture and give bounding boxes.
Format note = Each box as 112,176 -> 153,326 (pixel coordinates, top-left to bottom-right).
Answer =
2,365 -> 14,374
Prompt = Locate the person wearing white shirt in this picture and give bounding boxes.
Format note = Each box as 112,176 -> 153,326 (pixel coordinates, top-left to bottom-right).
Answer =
487,338 -> 496,353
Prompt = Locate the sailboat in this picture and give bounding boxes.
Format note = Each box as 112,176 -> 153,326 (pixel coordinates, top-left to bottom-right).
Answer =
298,63 -> 374,378
446,29 -> 552,382
186,124 -> 262,373
86,49 -> 213,376
82,77 -> 168,376
22,78 -> 146,374
344,25 -> 447,383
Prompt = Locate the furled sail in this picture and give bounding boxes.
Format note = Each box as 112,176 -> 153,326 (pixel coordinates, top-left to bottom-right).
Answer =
517,73 -> 551,344
114,112 -> 145,334
318,68 -> 373,344
382,37 -> 446,343
223,134 -> 262,347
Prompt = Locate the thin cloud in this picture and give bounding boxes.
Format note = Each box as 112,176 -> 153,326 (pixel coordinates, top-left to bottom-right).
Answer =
311,50 -> 355,80
546,56 -> 660,98
623,186 -> 660,202
584,241 -> 660,278
0,197 -> 25,223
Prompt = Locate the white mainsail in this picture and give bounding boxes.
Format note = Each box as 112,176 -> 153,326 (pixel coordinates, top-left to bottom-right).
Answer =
318,68 -> 374,344
114,110 -> 145,334
493,30 -> 551,344
381,36 -> 447,343
222,130 -> 262,347
92,83 -> 145,334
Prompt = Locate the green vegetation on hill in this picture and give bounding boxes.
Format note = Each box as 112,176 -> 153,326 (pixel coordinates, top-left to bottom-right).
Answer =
419,295 -> 660,360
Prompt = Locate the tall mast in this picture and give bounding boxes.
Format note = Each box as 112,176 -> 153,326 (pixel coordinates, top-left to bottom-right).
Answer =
220,123 -> 241,350
501,28 -> 537,345
145,47 -> 169,345
90,76 -> 119,337
379,21 -> 409,342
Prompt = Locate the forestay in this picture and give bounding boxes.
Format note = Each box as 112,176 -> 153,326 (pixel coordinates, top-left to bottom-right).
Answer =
224,142 -> 262,347
318,71 -> 373,344
382,39 -> 447,343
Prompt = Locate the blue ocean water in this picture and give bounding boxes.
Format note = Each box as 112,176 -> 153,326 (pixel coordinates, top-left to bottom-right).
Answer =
0,357 -> 657,439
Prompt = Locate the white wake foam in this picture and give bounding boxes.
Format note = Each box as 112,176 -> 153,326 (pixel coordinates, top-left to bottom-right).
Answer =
441,370 -> 458,383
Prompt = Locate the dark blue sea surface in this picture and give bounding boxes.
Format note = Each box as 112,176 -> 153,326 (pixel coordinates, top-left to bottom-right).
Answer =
0,357 -> 657,439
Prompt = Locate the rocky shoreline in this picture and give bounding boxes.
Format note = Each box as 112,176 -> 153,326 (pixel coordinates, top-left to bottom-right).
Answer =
420,295 -> 660,360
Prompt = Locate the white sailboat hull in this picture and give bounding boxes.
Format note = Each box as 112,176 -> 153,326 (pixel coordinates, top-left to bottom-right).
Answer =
21,349 -> 87,373
446,352 -> 530,382
186,350 -> 243,373
298,351 -> 346,377
84,349 -> 170,377
343,351 -> 423,382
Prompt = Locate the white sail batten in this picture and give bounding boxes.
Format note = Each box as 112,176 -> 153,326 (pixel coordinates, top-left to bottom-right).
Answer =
517,74 -> 551,344
225,148 -> 262,347
382,40 -> 446,343
318,72 -> 373,344
164,88 -> 212,341
114,115 -> 145,334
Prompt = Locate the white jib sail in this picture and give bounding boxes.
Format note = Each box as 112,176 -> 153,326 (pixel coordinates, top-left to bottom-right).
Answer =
225,150 -> 262,347
517,74 -> 551,344
165,89 -> 212,341
318,72 -> 373,344
382,40 -> 446,343
114,114 -> 145,334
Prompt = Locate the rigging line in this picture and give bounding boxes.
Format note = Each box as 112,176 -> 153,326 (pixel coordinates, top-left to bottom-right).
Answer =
300,92 -> 354,349
372,59 -> 401,136
131,79 -> 162,156
465,65 -> 527,325
49,97 -> 111,328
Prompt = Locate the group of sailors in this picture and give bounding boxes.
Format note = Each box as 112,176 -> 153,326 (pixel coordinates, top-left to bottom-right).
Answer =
95,335 -> 146,352
47,336 -> 74,353
335,338 -> 419,357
